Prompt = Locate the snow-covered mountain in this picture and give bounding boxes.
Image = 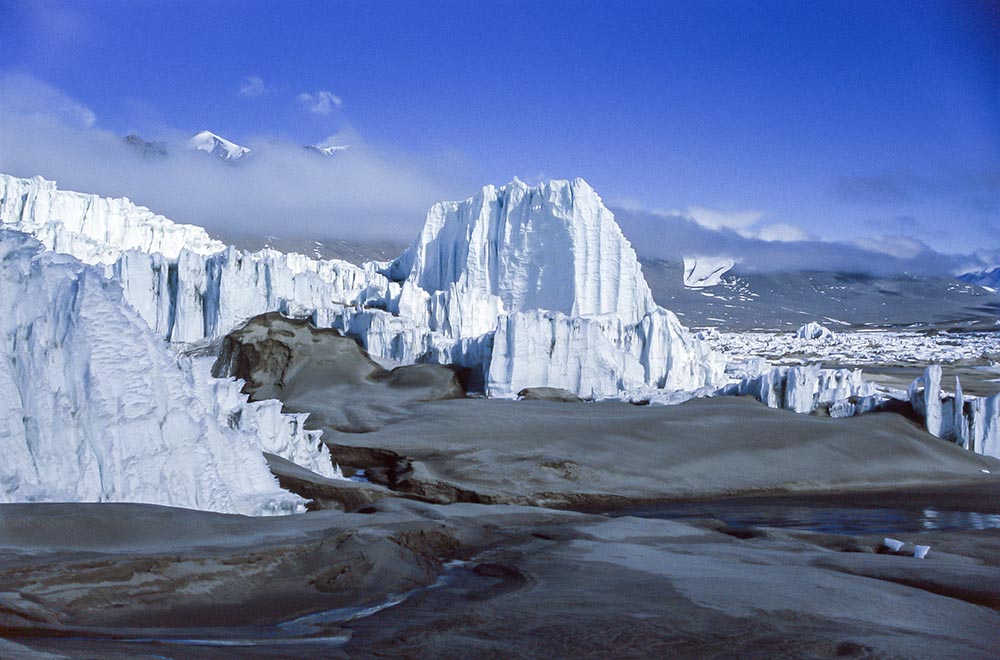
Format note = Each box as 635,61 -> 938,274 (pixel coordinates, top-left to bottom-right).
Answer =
0,230 -> 341,513
187,130 -> 252,162
0,173 -> 724,398
124,133 -> 168,159
959,267 -> 1000,291
304,143 -> 350,156
640,258 -> 1000,331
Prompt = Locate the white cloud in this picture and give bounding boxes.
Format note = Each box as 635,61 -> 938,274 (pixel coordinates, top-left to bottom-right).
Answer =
0,72 -> 466,242
238,76 -> 267,98
854,234 -> 928,259
687,207 -> 764,232
610,196 -> 643,212
755,223 -> 810,242
680,206 -> 810,242
297,90 -> 343,115
0,72 -> 96,128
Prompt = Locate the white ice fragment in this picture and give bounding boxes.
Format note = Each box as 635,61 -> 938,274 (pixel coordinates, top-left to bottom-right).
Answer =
913,545 -> 930,559
883,538 -> 905,552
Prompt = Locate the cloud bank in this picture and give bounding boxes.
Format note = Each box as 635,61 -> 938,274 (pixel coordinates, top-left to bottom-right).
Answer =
612,207 -> 967,277
0,72 -> 988,277
0,72 -> 463,243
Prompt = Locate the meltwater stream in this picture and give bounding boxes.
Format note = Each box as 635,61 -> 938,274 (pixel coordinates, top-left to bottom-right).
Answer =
617,496 -> 1000,536
26,560 -> 474,657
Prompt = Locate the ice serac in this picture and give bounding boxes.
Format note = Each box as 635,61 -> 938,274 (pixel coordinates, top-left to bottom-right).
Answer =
908,366 -> 1000,458
721,362 -> 878,416
189,357 -> 341,480
391,178 -> 655,329
0,230 -> 323,514
1,173 -> 723,398
488,309 -> 723,398
0,173 -> 225,264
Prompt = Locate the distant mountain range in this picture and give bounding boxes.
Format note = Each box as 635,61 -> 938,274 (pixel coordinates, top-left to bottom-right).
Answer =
122,130 -> 348,163
958,268 -> 1000,291
187,130 -> 252,161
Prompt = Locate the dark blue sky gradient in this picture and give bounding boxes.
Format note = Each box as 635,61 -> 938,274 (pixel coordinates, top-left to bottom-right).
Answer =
0,0 -> 996,251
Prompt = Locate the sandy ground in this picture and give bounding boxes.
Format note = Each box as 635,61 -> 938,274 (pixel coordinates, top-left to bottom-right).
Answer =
1,498 -> 999,659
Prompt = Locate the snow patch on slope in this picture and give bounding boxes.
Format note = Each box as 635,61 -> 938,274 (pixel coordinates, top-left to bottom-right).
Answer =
682,256 -> 736,288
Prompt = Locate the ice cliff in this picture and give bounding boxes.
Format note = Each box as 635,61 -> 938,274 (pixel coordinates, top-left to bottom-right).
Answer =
1,174 -> 724,398
0,230 -> 337,513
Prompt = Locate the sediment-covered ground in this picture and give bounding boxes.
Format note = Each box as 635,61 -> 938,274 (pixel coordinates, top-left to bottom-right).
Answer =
5,314 -> 1000,659
2,491 -> 1000,659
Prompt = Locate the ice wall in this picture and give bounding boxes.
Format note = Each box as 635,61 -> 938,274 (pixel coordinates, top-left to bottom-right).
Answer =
0,230 -> 339,513
1,173 -> 390,343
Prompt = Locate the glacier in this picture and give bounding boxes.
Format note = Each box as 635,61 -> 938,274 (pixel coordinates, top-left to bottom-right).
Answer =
0,173 -> 390,343
0,229 -> 340,513
7,170 -> 999,451
1,173 -> 725,399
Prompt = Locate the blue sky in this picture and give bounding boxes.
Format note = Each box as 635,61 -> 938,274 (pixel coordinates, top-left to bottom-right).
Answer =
0,0 -> 997,256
